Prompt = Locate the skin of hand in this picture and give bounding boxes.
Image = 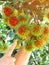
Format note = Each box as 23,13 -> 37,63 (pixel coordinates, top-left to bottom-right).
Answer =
0,40 -> 32,65
15,46 -> 32,65
0,41 -> 17,65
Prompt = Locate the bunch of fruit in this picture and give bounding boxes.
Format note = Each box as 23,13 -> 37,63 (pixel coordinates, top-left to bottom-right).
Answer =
2,2 -> 49,52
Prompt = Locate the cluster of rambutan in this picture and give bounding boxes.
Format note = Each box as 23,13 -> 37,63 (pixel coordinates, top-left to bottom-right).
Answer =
2,3 -> 49,52
24,22 -> 49,52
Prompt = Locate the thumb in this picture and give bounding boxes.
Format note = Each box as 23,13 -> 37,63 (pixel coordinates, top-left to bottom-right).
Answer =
6,40 -> 18,56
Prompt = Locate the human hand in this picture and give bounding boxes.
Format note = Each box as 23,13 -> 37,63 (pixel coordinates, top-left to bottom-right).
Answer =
0,41 -> 17,65
15,46 -> 32,65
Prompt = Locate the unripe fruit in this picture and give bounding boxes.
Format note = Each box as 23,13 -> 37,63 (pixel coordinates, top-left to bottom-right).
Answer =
43,26 -> 49,35
31,23 -> 44,37
24,39 -> 36,52
35,39 -> 44,49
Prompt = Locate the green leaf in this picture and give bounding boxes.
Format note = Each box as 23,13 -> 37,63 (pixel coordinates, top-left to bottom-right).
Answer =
0,2 -> 4,5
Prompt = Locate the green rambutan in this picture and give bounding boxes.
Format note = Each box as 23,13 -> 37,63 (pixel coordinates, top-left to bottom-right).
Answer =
42,24 -> 49,36
24,39 -> 35,52
31,22 -> 44,37
0,40 -> 10,53
34,38 -> 44,49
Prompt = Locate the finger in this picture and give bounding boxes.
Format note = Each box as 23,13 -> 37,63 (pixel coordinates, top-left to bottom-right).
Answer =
6,40 -> 18,56
12,57 -> 16,62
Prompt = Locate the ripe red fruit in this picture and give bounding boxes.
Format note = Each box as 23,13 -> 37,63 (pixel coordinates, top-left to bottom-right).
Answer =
9,17 -> 18,26
18,26 -> 27,35
4,7 -> 12,17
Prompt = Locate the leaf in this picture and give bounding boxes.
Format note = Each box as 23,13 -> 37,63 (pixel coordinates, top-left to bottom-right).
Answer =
0,2 -> 4,5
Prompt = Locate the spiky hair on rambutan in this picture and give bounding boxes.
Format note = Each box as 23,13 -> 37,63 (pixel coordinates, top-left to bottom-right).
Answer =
15,22 -> 30,40
3,3 -> 14,17
24,39 -> 35,52
31,22 -> 44,37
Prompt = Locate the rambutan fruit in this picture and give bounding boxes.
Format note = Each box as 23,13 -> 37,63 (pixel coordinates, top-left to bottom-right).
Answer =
9,16 -> 19,26
4,16 -> 19,29
16,22 -> 30,40
3,6 -> 13,17
24,39 -> 35,52
34,38 -> 44,49
0,40 -> 10,53
31,23 -> 44,37
43,25 -> 49,36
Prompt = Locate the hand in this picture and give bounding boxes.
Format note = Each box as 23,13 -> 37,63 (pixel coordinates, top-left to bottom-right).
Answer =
0,41 -> 17,65
15,47 -> 32,65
